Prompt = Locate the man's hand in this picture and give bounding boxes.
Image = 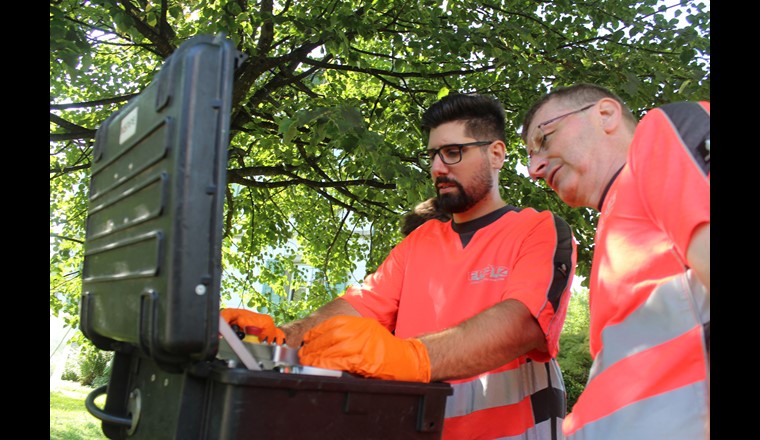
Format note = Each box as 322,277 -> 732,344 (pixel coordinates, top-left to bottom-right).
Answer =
220,308 -> 286,343
299,316 -> 431,382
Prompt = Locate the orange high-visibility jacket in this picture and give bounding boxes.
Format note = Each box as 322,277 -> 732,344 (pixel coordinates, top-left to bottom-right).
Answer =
342,206 -> 577,439
563,102 -> 710,439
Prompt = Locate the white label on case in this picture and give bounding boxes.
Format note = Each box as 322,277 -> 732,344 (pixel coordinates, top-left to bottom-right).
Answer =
119,107 -> 138,145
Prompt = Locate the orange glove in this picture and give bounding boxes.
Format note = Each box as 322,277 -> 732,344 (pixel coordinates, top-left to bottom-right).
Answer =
220,308 -> 286,343
299,316 -> 431,383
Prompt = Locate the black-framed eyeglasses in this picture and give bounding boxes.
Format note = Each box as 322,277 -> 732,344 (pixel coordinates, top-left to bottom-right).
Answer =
419,140 -> 494,167
527,102 -> 596,157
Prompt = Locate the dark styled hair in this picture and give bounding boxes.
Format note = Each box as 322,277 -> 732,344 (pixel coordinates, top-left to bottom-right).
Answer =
520,83 -> 638,143
399,197 -> 451,236
421,93 -> 506,142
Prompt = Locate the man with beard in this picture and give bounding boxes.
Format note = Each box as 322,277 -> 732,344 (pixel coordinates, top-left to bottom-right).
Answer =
222,93 -> 577,439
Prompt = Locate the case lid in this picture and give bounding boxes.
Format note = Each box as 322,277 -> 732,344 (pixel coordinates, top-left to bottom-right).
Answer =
80,34 -> 246,370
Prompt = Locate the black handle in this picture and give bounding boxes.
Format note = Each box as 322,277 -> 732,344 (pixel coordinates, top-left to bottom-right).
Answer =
84,385 -> 132,427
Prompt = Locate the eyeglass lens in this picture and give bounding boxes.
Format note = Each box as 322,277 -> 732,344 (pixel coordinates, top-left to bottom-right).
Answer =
420,141 -> 492,167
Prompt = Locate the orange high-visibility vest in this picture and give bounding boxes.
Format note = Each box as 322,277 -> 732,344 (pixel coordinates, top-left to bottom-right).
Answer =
563,102 -> 710,439
343,206 -> 577,439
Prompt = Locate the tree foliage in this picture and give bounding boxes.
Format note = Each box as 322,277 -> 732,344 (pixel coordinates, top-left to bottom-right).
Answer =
50,0 -> 710,326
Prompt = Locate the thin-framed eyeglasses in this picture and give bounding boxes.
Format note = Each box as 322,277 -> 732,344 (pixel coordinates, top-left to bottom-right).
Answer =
419,140 -> 494,167
527,102 -> 596,157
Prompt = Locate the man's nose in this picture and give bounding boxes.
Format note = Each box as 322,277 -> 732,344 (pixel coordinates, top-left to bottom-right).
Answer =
527,156 -> 547,180
430,154 -> 449,175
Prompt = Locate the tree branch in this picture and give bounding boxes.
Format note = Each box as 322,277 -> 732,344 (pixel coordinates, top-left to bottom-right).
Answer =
228,168 -> 394,189
117,0 -> 176,57
50,163 -> 91,175
50,113 -> 90,132
50,233 -> 84,245
50,94 -> 138,110
302,57 -> 495,80
51,132 -> 96,142
321,200 -> 354,276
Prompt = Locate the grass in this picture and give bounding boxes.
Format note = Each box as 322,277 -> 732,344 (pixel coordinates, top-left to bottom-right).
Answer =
50,380 -> 107,440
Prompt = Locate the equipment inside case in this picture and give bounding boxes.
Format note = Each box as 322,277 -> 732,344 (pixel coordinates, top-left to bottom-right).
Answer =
79,34 -> 452,439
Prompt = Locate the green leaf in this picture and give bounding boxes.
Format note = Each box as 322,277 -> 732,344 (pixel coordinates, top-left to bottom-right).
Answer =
51,0 -> 710,339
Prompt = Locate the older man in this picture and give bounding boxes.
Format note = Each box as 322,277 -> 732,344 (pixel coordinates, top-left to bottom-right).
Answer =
521,83 -> 709,439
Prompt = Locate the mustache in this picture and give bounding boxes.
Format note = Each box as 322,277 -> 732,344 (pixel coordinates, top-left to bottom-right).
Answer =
435,176 -> 457,186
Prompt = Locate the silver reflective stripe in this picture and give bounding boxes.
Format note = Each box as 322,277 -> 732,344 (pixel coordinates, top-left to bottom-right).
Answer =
445,359 -> 564,418
567,381 -> 708,440
589,269 -> 708,381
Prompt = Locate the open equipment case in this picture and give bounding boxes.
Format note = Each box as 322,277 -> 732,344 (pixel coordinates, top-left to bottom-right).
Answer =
79,34 -> 452,439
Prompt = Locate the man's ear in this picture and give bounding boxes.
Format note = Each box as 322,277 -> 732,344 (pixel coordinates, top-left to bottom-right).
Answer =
598,97 -> 622,134
490,140 -> 507,168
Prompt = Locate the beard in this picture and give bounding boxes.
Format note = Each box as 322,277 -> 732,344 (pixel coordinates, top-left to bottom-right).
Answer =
436,160 -> 493,214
